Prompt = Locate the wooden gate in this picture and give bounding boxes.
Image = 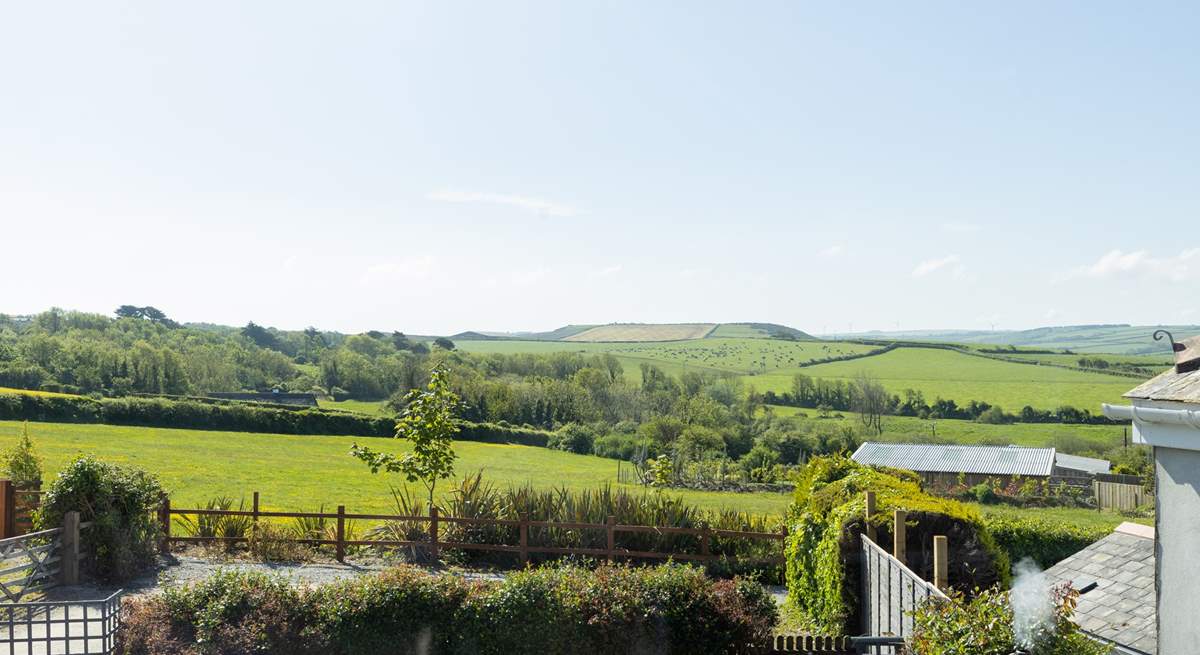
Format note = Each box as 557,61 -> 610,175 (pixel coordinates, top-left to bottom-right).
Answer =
860,535 -> 946,654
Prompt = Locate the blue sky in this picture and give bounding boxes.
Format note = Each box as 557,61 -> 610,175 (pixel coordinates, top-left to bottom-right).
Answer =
2,1 -> 1197,335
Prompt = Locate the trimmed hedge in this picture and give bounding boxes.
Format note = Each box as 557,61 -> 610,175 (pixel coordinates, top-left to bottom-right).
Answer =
784,456 -> 1009,635
0,392 -> 551,447
117,564 -> 778,655
981,515 -> 1111,569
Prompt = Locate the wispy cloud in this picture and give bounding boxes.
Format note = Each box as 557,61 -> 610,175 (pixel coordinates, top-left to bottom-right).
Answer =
592,264 -> 623,278
818,245 -> 844,258
1067,248 -> 1200,282
912,254 -> 963,278
428,189 -> 577,217
941,222 -> 981,233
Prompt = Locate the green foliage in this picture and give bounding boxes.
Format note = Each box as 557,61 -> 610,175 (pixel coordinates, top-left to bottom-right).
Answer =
0,390 -> 552,446
648,455 -> 674,487
971,481 -> 999,504
38,456 -> 164,582
117,564 -> 778,655
909,585 -> 1110,655
547,422 -> 597,454
784,455 -> 1009,634
982,515 -> 1110,569
1,421 -> 42,487
351,367 -> 461,505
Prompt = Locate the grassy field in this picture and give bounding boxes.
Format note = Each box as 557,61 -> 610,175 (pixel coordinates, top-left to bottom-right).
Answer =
0,386 -> 80,399
746,347 -> 1136,411
0,420 -> 792,516
456,338 -> 876,374
766,405 -> 1129,453
316,398 -> 391,415
564,323 -> 717,342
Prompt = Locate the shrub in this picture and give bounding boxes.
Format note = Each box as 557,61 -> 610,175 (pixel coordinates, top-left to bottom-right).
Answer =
971,481 -> 999,504
909,585 -> 1109,655
982,515 -> 1110,569
38,456 -> 164,583
547,422 -> 596,455
1,421 -> 43,487
592,432 -> 652,460
117,564 -> 778,655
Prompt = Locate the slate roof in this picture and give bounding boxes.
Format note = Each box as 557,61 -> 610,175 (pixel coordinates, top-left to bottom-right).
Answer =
851,442 -> 1055,477
1054,452 -> 1111,475
1124,366 -> 1200,403
1045,523 -> 1155,655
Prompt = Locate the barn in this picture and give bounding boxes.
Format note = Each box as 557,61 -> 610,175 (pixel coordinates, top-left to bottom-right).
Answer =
851,442 -> 1062,487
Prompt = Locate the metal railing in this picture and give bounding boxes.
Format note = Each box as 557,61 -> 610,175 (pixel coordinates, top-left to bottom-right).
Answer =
0,591 -> 122,655
859,535 -> 946,654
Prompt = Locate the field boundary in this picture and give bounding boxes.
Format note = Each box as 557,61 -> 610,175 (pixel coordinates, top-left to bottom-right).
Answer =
160,496 -> 786,566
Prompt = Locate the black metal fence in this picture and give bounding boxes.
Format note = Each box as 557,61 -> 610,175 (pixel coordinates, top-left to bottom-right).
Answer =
0,591 -> 122,655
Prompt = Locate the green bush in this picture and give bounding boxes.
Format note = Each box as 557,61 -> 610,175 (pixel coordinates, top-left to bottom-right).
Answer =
971,481 -> 999,504
784,456 -> 1009,635
116,564 -> 778,655
0,391 -> 551,447
982,515 -> 1110,569
547,422 -> 596,454
909,586 -> 1109,655
38,456 -> 164,583
592,432 -> 653,460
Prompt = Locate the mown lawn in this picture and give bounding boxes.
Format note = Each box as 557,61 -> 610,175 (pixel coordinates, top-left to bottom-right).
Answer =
745,347 -> 1138,412
0,420 -> 792,517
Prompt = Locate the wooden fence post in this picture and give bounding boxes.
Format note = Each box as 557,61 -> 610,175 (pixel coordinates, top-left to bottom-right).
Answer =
61,511 -> 80,585
606,515 -> 616,562
700,527 -> 710,559
519,515 -> 529,566
893,510 -> 907,564
159,496 -> 171,554
429,506 -> 440,561
863,491 -> 876,543
252,491 -> 260,528
335,505 -> 345,563
0,479 -> 14,539
933,535 -> 948,591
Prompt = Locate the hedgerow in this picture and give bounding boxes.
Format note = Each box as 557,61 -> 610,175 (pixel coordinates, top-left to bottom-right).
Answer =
981,515 -> 1111,569
784,455 -> 1009,635
116,564 -> 778,655
0,391 -> 550,446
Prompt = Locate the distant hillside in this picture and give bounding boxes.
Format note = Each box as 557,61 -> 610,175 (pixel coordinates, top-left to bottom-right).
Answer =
455,322 -> 813,343
832,324 -> 1197,355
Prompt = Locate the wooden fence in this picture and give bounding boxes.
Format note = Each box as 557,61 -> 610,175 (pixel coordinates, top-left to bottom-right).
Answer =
0,480 -> 44,539
159,493 -> 786,566
1094,481 -> 1148,512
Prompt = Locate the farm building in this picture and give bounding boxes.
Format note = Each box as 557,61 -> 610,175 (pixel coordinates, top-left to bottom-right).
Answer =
850,442 -> 1108,487
1054,452 -> 1112,476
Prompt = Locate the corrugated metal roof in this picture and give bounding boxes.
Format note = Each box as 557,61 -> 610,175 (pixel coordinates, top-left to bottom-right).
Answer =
1055,452 -> 1111,475
851,442 -> 1055,476
1124,367 -> 1200,403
